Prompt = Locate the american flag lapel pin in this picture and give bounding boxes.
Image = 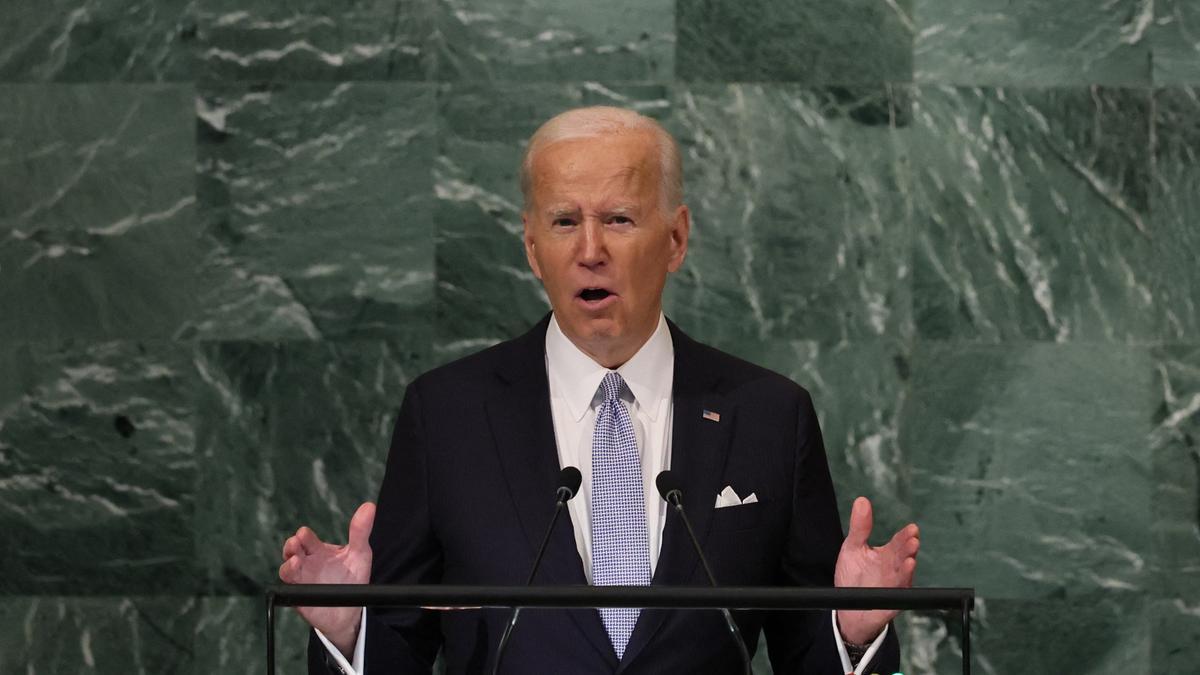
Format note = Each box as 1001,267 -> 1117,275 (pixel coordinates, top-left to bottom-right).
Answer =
702,409 -> 721,422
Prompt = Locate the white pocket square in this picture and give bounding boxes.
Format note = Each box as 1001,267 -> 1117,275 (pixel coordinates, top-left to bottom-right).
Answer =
715,485 -> 758,508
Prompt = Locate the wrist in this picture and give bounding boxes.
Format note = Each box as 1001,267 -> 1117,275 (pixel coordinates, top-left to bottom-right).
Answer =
327,616 -> 363,658
835,609 -> 881,647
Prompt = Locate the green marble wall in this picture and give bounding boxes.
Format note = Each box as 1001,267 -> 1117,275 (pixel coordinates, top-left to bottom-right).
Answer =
1,1 -> 1196,672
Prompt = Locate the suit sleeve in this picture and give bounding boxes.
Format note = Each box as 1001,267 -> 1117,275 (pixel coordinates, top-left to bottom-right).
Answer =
761,389 -> 900,674
307,377 -> 444,674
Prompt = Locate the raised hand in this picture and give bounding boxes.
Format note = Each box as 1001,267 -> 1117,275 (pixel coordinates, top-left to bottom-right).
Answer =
279,501 -> 376,657
833,496 -> 920,645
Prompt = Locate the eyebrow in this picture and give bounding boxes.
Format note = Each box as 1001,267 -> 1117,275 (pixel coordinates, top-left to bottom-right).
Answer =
544,204 -> 639,218
545,206 -> 581,219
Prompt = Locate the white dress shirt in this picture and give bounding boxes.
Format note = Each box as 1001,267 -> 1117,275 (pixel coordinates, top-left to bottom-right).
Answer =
317,312 -> 885,674
545,313 -> 675,582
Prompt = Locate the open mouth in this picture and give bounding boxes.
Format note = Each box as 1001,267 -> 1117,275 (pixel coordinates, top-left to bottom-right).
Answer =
579,288 -> 612,302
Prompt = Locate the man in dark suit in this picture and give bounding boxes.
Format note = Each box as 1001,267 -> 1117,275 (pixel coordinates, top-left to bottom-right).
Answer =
280,106 -> 920,674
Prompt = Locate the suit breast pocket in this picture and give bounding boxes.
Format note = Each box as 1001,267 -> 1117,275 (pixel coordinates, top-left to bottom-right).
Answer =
708,502 -> 764,532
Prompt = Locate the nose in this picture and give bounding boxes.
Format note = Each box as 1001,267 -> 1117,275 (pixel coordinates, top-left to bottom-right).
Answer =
577,219 -> 606,268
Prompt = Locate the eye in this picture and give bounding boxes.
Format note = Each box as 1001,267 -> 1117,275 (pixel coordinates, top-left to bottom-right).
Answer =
552,217 -> 577,228
607,215 -> 633,226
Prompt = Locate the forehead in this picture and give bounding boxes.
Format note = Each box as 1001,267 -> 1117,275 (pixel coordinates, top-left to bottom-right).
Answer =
529,131 -> 661,205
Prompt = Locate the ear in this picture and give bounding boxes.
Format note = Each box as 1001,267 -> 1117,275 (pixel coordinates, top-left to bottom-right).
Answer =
665,204 -> 690,274
522,212 -> 543,280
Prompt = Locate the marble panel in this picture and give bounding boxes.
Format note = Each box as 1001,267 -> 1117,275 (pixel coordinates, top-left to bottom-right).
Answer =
900,594 -> 1150,674
0,596 -> 196,673
432,0 -> 673,81
911,86 -> 1158,342
666,84 -> 912,347
433,83 -> 669,360
193,340 -> 425,594
0,0 -> 195,81
902,343 -> 1153,600
677,0 -> 913,83
196,596 -> 310,674
1150,345 -> 1200,604
914,0 -> 1152,85
728,339 -> 912,540
1153,0 -> 1200,84
188,82 -> 435,342
0,341 -> 197,595
0,84 -> 198,340
1151,598 -> 1200,672
1150,88 -> 1200,339
197,596 -> 450,674
196,0 -> 432,81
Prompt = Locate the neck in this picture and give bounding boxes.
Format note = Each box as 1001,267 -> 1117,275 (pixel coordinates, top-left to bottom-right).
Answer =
583,344 -> 638,370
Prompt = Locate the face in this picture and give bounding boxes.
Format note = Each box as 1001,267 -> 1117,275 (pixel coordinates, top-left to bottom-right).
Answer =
523,130 -> 689,367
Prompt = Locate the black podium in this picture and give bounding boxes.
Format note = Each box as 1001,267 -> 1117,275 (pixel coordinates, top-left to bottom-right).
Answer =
268,585 -> 975,674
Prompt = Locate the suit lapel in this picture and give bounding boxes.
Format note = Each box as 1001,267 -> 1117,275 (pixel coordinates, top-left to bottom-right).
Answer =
484,315 -> 617,666
618,321 -> 737,671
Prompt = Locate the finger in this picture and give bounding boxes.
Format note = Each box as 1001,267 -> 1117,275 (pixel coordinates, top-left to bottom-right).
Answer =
294,526 -> 322,554
905,535 -> 920,557
348,502 -> 376,552
278,555 -> 302,584
844,496 -> 873,548
282,535 -> 305,561
887,522 -> 920,549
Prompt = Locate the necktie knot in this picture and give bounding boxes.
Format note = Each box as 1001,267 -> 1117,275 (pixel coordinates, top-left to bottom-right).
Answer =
600,371 -> 625,404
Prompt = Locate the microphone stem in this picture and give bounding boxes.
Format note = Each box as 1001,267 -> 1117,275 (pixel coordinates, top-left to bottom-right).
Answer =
494,496 -> 568,675
670,497 -> 719,587
670,494 -> 752,675
527,499 -> 566,585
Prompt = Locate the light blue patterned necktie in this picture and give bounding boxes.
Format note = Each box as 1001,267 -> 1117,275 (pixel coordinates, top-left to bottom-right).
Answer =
590,371 -> 651,659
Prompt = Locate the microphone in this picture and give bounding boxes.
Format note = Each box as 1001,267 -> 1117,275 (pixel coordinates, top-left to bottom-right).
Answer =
656,470 -> 751,675
492,466 -> 582,675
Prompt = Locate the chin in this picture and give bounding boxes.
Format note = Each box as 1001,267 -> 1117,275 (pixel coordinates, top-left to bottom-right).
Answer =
579,319 -> 623,340
562,315 -> 623,342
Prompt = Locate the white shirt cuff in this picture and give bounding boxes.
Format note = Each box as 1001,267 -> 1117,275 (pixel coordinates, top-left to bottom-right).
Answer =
314,607 -> 367,675
832,610 -> 889,675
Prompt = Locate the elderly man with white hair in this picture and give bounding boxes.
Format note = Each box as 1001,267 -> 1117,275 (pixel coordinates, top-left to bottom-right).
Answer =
280,106 -> 918,675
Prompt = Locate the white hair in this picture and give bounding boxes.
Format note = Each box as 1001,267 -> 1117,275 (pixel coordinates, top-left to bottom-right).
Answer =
519,106 -> 683,213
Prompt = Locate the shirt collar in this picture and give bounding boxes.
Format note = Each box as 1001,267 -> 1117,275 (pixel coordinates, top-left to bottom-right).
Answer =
545,313 -> 674,423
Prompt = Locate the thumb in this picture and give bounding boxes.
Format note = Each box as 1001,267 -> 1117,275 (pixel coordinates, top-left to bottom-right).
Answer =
347,502 -> 376,551
844,496 -> 873,548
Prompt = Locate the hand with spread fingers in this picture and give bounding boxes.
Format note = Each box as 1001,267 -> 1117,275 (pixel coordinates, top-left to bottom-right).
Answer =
279,502 -> 376,657
833,496 -> 920,646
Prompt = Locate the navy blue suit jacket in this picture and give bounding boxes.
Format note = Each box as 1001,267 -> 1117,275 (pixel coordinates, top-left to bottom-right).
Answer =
309,315 -> 901,674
